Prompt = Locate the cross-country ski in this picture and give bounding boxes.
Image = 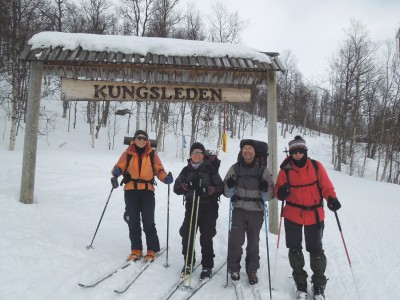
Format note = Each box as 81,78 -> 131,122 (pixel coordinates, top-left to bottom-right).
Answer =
78,260 -> 131,288
114,248 -> 166,294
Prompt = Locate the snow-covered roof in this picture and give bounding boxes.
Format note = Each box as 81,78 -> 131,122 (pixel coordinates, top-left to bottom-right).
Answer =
20,32 -> 285,86
28,32 -> 272,63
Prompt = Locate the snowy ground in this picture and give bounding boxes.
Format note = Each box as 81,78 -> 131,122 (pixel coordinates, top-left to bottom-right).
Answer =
1,112 -> 400,300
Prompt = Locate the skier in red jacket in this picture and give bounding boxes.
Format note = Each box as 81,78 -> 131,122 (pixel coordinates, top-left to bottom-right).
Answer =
274,136 -> 341,300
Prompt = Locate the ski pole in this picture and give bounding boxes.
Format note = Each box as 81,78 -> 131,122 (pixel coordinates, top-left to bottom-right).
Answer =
86,177 -> 117,249
164,177 -> 171,268
183,185 -> 197,282
189,179 -> 202,287
334,211 -> 361,299
272,199 -> 285,286
225,188 -> 233,287
263,192 -> 272,299
334,211 -> 351,265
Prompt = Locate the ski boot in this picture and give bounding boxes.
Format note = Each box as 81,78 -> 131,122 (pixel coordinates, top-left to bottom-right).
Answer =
247,270 -> 258,285
313,284 -> 325,300
200,268 -> 212,280
295,282 -> 308,300
128,249 -> 142,261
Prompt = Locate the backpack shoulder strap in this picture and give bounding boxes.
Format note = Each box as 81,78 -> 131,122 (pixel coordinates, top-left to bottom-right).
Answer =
311,159 -> 318,173
149,149 -> 155,174
310,159 -> 323,204
125,153 -> 133,175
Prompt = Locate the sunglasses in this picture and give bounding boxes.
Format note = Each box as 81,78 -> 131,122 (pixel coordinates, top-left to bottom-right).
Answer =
191,151 -> 204,155
136,136 -> 148,141
290,149 -> 306,155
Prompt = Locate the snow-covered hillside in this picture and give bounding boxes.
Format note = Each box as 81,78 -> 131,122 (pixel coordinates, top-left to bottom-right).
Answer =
1,105 -> 399,300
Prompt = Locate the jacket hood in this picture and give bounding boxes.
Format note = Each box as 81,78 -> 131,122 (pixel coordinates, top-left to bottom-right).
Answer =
280,156 -> 293,170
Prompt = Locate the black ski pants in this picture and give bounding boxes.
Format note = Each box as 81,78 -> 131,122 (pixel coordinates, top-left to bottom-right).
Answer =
227,208 -> 264,273
179,200 -> 219,269
285,218 -> 327,286
124,189 -> 160,252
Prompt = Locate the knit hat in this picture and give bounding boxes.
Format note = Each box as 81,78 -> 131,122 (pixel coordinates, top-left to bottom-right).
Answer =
240,139 -> 256,150
288,135 -> 308,152
133,130 -> 148,139
190,142 -> 206,154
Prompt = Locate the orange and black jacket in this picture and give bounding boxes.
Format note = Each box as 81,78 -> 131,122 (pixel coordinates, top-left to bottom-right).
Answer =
112,141 -> 167,191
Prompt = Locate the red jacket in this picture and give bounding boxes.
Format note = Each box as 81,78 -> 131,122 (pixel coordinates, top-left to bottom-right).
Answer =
274,157 -> 336,225
112,141 -> 167,191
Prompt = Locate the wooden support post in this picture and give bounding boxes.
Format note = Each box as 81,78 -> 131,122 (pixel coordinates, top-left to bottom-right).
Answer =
20,61 -> 43,204
267,71 -> 278,234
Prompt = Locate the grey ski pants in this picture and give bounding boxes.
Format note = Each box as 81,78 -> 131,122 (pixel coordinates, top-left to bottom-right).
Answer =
227,208 -> 264,273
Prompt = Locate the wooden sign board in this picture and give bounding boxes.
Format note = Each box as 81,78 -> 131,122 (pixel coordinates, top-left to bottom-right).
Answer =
61,78 -> 251,103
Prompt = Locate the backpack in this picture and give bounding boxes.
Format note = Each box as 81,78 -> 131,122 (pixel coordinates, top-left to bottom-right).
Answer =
121,149 -> 156,188
237,139 -> 269,167
204,149 -> 221,172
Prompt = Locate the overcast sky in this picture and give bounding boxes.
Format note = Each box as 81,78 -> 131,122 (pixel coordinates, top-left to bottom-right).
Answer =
181,0 -> 400,80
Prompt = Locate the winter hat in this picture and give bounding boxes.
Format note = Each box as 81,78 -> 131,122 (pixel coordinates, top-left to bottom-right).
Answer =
190,142 -> 206,154
240,139 -> 256,150
289,135 -> 308,152
133,130 -> 148,139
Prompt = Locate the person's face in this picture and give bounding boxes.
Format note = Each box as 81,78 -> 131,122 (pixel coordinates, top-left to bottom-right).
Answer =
134,135 -> 148,148
242,145 -> 255,163
190,149 -> 204,164
290,149 -> 306,160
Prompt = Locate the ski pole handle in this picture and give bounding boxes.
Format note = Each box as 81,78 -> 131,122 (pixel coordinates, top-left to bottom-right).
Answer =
111,177 -> 119,189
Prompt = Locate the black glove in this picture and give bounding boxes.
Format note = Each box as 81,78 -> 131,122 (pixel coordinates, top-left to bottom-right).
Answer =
195,186 -> 208,197
226,176 -> 236,189
187,177 -> 200,189
259,180 -> 269,192
277,183 -> 290,200
111,177 -> 119,189
328,196 -> 341,211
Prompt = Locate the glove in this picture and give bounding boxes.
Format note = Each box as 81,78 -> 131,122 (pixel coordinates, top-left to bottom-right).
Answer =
187,178 -> 200,189
195,186 -> 208,197
112,167 -> 122,177
111,177 -> 119,189
328,197 -> 341,211
164,172 -> 173,184
259,180 -> 269,192
277,183 -> 290,200
226,176 -> 236,189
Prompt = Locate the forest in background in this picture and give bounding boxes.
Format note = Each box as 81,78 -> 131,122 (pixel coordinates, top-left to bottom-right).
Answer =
1,0 -> 400,184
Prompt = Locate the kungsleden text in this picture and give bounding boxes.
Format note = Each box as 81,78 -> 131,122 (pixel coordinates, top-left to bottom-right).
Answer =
94,85 -> 222,101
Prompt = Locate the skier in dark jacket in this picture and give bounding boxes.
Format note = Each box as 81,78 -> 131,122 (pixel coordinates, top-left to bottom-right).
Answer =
274,135 -> 341,300
223,140 -> 274,285
174,142 -> 224,280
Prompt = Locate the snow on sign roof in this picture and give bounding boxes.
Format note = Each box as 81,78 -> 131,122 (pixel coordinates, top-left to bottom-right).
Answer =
28,31 -> 272,63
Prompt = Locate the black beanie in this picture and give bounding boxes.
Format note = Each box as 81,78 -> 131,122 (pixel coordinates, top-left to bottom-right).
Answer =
190,142 -> 206,154
240,139 -> 256,150
133,130 -> 148,139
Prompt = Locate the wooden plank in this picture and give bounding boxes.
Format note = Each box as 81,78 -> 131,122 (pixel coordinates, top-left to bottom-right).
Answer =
68,48 -> 80,61
61,78 -> 251,103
